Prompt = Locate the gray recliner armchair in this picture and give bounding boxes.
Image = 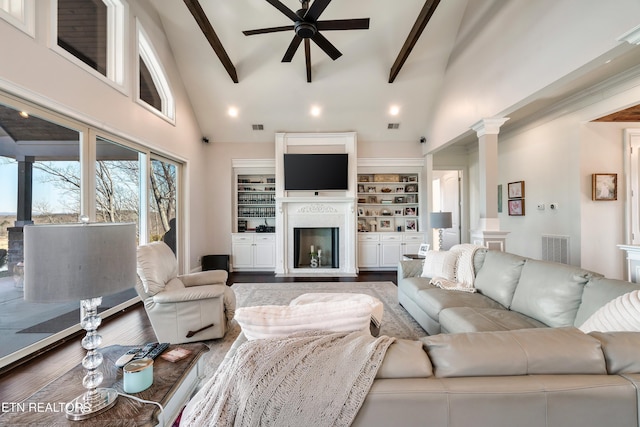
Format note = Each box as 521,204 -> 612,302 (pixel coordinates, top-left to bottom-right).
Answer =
135,241 -> 235,343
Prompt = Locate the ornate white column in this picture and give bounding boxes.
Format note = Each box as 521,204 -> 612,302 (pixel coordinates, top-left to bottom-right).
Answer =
470,118 -> 510,251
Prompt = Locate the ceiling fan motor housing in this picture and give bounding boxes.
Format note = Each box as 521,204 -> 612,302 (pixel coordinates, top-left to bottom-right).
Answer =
295,21 -> 317,38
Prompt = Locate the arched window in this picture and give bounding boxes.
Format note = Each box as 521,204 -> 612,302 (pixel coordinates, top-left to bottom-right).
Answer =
137,21 -> 175,122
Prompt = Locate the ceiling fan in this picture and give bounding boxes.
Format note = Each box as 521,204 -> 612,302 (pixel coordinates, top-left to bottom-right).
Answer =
243,0 -> 370,82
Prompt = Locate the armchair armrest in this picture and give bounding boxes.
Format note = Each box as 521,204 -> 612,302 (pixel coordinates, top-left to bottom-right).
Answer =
179,270 -> 228,287
152,284 -> 226,304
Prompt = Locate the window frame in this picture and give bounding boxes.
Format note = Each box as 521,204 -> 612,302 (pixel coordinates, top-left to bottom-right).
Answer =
50,0 -> 127,91
0,0 -> 35,37
136,19 -> 176,123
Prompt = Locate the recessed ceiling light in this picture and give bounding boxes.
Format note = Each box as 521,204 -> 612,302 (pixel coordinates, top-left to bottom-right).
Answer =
228,107 -> 239,117
310,105 -> 321,117
389,105 -> 400,116
19,111 -> 29,118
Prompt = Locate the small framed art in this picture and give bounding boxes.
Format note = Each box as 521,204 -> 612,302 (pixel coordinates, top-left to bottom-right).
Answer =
405,219 -> 417,231
508,181 -> 525,199
592,173 -> 617,201
379,218 -> 394,231
508,199 -> 525,216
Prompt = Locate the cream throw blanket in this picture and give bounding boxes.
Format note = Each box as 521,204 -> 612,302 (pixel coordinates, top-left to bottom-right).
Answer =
429,244 -> 484,293
180,330 -> 395,427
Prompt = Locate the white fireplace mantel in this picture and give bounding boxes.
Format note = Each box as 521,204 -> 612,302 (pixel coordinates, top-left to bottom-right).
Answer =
274,132 -> 358,276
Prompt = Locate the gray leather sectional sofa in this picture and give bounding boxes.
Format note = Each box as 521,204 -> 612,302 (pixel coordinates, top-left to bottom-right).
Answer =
397,248 -> 640,335
352,327 -> 640,427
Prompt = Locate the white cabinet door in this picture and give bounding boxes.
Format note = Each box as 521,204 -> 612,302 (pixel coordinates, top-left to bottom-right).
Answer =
402,234 -> 424,255
358,233 -> 379,268
358,241 -> 379,268
380,234 -> 403,267
254,235 -> 275,269
232,241 -> 253,269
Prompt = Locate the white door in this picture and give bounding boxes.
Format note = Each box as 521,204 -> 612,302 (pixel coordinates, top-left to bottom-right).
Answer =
433,171 -> 461,250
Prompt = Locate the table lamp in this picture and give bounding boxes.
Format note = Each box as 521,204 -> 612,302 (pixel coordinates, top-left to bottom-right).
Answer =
430,212 -> 452,251
23,220 -> 136,420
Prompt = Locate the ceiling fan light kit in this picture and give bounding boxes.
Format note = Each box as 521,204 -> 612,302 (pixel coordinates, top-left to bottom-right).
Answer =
243,0 -> 370,82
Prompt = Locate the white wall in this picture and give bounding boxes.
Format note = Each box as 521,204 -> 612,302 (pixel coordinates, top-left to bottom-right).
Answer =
0,1 -> 207,270
426,0 -> 640,152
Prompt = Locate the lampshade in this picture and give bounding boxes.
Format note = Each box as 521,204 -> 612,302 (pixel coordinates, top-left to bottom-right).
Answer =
430,212 -> 452,229
23,222 -> 137,303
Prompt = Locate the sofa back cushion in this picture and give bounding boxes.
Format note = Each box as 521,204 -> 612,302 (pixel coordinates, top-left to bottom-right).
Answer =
589,331 -> 640,374
574,277 -> 640,327
136,242 -> 178,296
376,339 -> 433,379
509,259 -> 594,327
473,251 -> 526,307
420,327 -> 606,378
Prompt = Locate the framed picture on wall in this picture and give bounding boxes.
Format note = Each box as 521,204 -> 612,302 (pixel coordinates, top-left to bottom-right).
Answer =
592,173 -> 617,201
508,199 -> 525,216
508,181 -> 525,199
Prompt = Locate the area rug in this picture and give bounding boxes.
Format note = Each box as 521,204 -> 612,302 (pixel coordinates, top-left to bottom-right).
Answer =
199,281 -> 427,381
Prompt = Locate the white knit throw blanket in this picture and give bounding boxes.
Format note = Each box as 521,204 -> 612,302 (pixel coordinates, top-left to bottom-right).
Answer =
430,244 -> 484,293
180,330 -> 396,427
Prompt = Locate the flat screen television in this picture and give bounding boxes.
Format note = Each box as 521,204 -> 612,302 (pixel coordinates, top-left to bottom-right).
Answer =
283,153 -> 349,191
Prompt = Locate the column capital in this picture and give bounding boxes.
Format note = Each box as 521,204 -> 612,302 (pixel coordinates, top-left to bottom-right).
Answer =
471,117 -> 510,137
618,24 -> 640,45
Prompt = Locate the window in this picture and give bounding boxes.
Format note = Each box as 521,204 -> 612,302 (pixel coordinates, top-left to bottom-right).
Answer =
0,93 -> 184,369
137,21 -> 175,121
55,0 -> 125,85
0,0 -> 34,36
149,157 -> 178,257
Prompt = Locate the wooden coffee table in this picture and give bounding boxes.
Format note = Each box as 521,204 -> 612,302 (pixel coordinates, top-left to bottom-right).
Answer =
0,343 -> 208,426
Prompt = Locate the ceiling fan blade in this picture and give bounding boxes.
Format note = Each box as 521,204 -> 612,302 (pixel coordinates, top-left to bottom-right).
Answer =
304,0 -> 331,22
305,39 -> 312,82
243,25 -> 294,36
282,35 -> 303,62
316,18 -> 370,31
265,0 -> 300,22
311,32 -> 342,60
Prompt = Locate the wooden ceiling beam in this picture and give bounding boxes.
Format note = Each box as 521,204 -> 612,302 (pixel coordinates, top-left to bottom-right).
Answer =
389,0 -> 440,83
183,0 -> 238,83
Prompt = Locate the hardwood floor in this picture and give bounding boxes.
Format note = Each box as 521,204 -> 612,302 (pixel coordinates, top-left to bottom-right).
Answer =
0,271 -> 397,405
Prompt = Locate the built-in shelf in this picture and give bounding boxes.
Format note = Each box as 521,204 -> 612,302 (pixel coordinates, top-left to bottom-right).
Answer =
236,174 -> 275,232
357,174 -> 420,232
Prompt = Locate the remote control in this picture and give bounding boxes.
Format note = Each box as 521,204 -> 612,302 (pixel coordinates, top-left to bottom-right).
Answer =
146,342 -> 170,360
133,342 -> 158,360
115,347 -> 141,368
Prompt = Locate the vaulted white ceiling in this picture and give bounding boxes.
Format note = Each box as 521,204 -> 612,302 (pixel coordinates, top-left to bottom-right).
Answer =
150,0 -> 640,147
151,0 -> 467,144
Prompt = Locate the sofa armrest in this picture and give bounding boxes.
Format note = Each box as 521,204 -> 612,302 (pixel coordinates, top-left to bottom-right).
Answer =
152,284 -> 226,303
398,260 -> 423,281
179,270 -> 228,287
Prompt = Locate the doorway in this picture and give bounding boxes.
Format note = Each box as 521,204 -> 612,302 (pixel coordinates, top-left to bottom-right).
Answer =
432,170 -> 461,250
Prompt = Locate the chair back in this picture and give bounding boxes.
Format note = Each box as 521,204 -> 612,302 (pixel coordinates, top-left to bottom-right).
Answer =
136,241 -> 178,296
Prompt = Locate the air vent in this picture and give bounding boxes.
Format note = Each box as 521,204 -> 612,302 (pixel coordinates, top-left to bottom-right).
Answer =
252,124 -> 264,131
387,123 -> 400,129
541,234 -> 570,264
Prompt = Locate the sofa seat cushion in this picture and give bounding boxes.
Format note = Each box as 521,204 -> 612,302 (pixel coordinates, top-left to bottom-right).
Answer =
473,250 -> 526,307
398,276 -> 434,300
420,327 -> 607,378
414,287 -> 504,322
510,259 -> 596,327
439,307 -> 547,333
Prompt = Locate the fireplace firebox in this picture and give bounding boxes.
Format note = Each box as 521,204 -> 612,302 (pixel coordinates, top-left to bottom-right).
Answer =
293,227 -> 339,268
